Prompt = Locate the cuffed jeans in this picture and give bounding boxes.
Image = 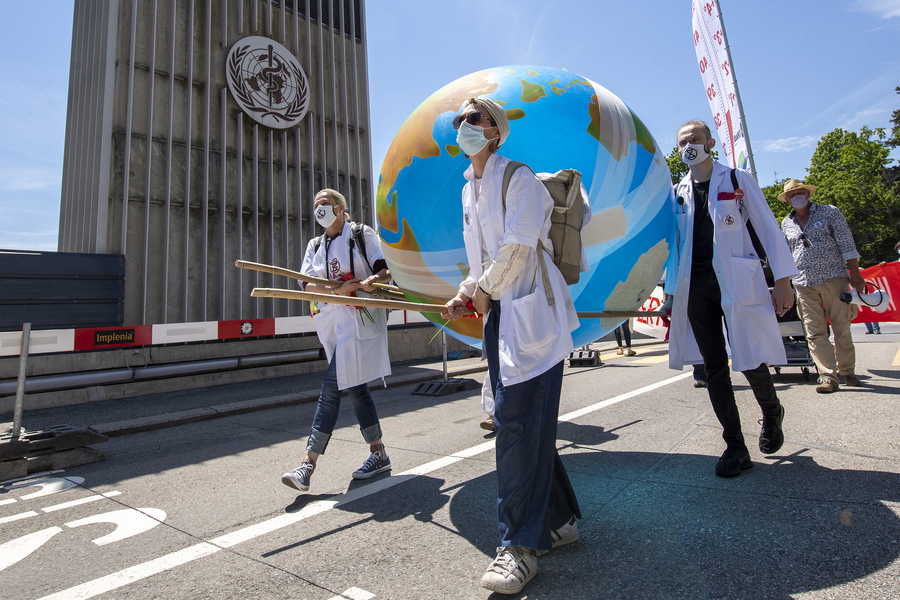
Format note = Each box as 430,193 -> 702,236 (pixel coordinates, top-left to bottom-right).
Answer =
687,264 -> 781,451
795,277 -> 857,382
484,300 -> 581,552
306,356 -> 383,455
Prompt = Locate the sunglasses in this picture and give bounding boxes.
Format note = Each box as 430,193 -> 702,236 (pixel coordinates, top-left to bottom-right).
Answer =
799,232 -> 811,248
451,111 -> 497,130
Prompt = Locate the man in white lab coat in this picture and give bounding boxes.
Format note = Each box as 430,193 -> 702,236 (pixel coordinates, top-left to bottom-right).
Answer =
665,121 -> 798,478
442,97 -> 581,595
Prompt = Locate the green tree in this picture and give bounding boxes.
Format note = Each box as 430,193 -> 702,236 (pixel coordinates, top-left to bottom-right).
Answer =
762,178 -> 790,222
888,86 -> 900,149
665,147 -> 688,185
806,126 -> 900,264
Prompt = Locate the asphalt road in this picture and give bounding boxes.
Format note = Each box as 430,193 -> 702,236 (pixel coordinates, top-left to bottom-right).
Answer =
2,324 -> 899,600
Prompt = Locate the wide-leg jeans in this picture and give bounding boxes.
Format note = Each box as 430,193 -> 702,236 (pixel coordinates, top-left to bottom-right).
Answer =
484,299 -> 580,552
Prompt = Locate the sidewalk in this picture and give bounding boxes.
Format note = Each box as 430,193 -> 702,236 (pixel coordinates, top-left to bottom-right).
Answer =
7,338 -> 661,438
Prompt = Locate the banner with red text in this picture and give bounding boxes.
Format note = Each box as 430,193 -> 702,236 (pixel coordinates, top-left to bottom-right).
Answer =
852,261 -> 900,323
633,286 -> 670,340
691,0 -> 751,172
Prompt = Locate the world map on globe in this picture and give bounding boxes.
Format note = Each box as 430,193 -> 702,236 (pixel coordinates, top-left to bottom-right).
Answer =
376,65 -> 675,348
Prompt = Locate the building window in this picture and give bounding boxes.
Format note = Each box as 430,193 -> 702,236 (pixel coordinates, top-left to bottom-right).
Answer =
274,0 -> 362,42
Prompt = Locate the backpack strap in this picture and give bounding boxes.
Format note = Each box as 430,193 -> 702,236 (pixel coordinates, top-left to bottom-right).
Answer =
313,223 -> 373,277
348,221 -> 373,276
500,161 -> 555,306
731,168 -> 767,263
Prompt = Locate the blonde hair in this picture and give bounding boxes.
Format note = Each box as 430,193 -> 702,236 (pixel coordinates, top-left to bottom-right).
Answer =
316,188 -> 350,221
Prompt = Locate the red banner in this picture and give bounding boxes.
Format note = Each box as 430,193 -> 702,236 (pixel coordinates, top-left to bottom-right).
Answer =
852,261 -> 900,323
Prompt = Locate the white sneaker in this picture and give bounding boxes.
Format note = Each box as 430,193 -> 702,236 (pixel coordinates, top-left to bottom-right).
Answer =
537,517 -> 579,556
480,546 -> 537,595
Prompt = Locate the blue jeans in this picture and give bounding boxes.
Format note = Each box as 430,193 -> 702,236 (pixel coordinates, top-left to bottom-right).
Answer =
485,300 -> 580,551
307,357 -> 383,455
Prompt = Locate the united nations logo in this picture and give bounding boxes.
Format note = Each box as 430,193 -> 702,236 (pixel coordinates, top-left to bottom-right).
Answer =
226,36 -> 310,129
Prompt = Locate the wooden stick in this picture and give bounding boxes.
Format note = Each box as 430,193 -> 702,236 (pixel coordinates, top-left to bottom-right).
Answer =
235,259 -> 406,300
578,311 -> 668,319
251,287 -> 472,315
251,287 -> 667,320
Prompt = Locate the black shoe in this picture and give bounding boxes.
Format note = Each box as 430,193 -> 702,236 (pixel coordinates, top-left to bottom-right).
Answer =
715,447 -> 753,477
758,406 -> 785,454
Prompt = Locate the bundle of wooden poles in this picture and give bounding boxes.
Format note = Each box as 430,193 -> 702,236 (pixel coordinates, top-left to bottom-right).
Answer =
235,260 -> 665,320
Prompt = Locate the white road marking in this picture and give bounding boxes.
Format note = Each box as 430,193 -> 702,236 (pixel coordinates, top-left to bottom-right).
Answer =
36,372 -> 688,600
14,477 -> 85,500
0,498 -> 17,506
38,543 -> 221,600
0,469 -> 64,487
560,372 -> 692,422
0,510 -> 38,525
329,587 -> 376,600
66,508 -> 167,546
0,527 -> 63,571
43,491 -> 122,513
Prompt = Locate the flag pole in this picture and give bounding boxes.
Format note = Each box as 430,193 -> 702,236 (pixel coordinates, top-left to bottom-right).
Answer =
715,0 -> 757,180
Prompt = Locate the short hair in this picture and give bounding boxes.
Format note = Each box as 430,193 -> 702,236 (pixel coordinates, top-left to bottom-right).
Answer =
316,188 -> 350,221
678,120 -> 712,140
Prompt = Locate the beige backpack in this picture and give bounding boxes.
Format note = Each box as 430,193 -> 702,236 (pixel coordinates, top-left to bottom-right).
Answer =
501,161 -> 586,286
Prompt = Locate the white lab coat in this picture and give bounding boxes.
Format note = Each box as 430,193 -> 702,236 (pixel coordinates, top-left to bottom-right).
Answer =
300,221 -> 390,390
665,162 -> 799,372
461,154 -> 580,386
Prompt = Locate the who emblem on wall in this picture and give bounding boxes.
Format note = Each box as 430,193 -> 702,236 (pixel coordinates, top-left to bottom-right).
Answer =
226,36 -> 310,129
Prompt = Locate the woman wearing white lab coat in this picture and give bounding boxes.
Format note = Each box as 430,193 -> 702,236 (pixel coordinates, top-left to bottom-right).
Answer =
442,98 -> 581,595
281,189 -> 393,494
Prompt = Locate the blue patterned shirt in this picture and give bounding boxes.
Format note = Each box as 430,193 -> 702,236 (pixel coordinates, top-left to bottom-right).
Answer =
781,202 -> 859,287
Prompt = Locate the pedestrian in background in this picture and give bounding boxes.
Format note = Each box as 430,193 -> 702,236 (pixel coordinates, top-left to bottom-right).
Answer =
779,179 -> 865,392
614,321 -> 637,356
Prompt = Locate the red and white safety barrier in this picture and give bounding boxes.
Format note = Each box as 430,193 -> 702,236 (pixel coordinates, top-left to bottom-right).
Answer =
0,311 -> 430,357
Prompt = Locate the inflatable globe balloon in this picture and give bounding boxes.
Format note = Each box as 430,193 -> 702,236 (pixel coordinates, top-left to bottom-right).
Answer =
376,65 -> 675,348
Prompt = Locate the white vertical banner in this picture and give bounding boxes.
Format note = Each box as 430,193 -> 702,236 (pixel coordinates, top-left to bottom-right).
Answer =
691,0 -> 754,175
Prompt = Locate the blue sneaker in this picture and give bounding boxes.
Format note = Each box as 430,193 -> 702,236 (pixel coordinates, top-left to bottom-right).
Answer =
352,450 -> 391,479
282,459 -> 315,491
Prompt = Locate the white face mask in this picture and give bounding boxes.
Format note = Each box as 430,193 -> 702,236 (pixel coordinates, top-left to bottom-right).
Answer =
680,143 -> 709,166
314,204 -> 338,228
789,195 -> 809,209
456,121 -> 490,156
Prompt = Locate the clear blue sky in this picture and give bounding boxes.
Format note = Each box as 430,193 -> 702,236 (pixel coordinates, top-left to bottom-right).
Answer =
2,1 -> 899,252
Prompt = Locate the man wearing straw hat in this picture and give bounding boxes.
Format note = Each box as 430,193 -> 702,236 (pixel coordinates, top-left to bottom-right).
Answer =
442,97 -> 581,595
779,179 -> 866,393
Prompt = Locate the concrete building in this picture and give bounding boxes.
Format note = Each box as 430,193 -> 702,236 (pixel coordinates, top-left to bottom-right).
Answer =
59,0 -> 373,326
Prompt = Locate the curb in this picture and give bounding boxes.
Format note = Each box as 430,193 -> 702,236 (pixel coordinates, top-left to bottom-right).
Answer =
94,362 -> 490,437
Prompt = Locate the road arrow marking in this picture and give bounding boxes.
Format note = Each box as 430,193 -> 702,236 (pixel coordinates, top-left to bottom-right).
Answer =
66,508 -> 167,546
0,527 -> 63,571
